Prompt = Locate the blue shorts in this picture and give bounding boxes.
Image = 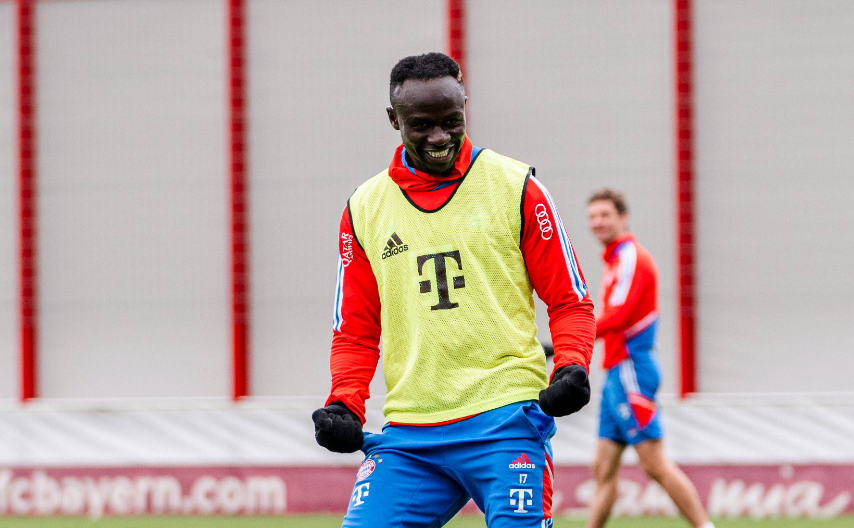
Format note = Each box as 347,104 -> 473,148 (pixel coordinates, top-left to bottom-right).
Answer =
598,349 -> 663,446
343,401 -> 557,528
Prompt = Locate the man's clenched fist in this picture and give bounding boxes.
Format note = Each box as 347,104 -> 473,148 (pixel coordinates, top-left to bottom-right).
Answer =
538,365 -> 591,417
311,402 -> 364,453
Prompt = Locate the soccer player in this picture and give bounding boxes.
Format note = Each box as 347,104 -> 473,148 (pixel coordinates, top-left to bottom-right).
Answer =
311,53 -> 596,527
586,189 -> 713,528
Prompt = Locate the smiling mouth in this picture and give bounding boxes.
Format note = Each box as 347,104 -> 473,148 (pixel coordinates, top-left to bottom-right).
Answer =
426,147 -> 452,159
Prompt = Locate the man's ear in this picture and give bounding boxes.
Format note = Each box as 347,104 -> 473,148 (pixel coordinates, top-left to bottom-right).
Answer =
387,106 -> 400,131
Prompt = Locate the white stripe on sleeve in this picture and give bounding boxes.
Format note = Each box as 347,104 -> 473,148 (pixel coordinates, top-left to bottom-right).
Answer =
608,242 -> 636,306
529,176 -> 588,301
333,256 -> 344,332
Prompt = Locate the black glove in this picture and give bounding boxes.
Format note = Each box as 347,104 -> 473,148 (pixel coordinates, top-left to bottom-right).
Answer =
311,402 -> 364,453
538,365 -> 591,417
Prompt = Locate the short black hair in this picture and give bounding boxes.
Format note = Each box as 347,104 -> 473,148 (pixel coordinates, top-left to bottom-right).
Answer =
389,52 -> 464,101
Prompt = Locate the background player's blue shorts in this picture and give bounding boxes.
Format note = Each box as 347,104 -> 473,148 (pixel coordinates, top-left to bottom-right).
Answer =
343,401 -> 557,528
598,346 -> 663,446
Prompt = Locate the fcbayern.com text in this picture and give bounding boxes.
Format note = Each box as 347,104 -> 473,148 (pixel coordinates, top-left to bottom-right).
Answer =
0,470 -> 286,517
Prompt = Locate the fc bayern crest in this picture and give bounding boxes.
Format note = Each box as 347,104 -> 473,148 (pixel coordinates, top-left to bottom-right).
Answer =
357,459 -> 376,481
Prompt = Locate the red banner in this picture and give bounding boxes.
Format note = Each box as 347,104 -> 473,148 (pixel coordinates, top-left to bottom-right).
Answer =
0,465 -> 850,518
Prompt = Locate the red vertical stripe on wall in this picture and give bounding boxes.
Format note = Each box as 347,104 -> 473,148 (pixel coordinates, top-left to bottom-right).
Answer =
447,0 -> 466,81
674,0 -> 696,397
228,0 -> 249,400
17,0 -> 37,401
448,0 -> 467,128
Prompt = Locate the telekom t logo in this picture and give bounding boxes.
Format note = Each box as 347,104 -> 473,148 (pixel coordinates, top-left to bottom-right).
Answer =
510,488 -> 533,513
417,250 -> 465,310
351,483 -> 370,506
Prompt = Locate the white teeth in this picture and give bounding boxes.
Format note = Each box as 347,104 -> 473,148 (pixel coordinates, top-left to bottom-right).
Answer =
427,148 -> 450,158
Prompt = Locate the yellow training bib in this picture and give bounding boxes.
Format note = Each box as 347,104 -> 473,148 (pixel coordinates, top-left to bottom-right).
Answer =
348,149 -> 547,424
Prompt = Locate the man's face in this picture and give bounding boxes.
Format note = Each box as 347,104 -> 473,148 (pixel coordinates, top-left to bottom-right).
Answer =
587,200 -> 628,246
387,76 -> 467,175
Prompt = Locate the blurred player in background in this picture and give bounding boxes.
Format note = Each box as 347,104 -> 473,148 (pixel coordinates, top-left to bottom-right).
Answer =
586,189 -> 712,528
311,52 -> 596,527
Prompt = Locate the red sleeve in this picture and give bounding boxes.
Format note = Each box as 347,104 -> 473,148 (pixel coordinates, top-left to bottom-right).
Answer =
325,205 -> 382,424
522,175 -> 596,378
595,244 -> 652,336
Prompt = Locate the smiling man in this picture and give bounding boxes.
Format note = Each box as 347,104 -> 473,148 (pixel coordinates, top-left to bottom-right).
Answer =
586,189 -> 712,528
312,53 -> 596,528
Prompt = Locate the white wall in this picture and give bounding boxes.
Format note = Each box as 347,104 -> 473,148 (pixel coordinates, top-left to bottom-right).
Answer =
36,0 -> 228,398
694,0 -> 854,393
0,1 -> 845,401
468,0 -> 676,393
247,0 -> 445,398
0,4 -> 16,401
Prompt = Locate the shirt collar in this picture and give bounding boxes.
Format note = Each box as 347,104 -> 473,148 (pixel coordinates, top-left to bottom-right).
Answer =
602,233 -> 636,262
388,136 -> 477,193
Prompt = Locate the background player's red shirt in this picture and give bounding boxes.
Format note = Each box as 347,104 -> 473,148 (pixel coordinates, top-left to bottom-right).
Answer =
328,138 -> 595,423
596,234 -> 658,370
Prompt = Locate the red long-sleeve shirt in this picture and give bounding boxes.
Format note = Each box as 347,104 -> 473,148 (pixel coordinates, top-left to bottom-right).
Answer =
595,234 -> 658,370
328,138 -> 595,423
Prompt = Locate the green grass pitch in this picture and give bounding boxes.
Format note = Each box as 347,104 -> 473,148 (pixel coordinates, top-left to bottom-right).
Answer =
0,517 -> 850,528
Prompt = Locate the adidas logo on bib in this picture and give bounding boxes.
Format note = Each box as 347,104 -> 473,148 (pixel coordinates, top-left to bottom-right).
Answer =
381,232 -> 408,259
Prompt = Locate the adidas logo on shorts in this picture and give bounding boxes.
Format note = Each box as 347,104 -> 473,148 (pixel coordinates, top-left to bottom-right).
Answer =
508,453 -> 536,469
